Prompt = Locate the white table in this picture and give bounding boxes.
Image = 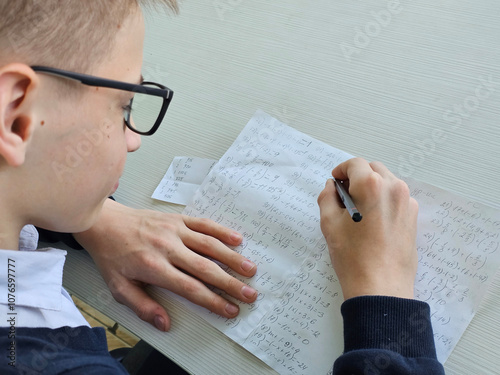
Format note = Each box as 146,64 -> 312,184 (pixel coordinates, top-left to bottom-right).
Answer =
63,1 -> 500,373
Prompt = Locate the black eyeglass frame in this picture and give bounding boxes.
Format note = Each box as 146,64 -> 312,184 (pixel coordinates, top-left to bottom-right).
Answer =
31,65 -> 173,135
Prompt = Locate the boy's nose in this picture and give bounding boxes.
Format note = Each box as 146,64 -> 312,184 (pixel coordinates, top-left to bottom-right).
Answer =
125,128 -> 141,152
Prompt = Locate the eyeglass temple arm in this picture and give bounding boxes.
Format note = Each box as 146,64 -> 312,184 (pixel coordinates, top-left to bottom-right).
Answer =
31,66 -> 172,99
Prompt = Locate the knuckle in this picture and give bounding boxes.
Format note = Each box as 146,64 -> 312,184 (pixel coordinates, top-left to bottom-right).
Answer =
225,275 -> 241,293
350,157 -> 369,169
194,257 -> 215,276
351,157 -> 365,164
198,235 -> 219,252
179,278 -> 200,296
392,179 -> 410,199
134,304 -> 151,322
410,197 -> 419,208
369,160 -> 383,169
207,295 -> 222,313
363,172 -> 382,193
109,280 -> 126,297
197,217 -> 215,231
137,252 -> 161,272
148,234 -> 168,250
410,197 -> 419,213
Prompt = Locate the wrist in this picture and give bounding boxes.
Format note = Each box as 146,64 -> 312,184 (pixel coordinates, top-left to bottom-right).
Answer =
73,198 -> 124,252
340,276 -> 415,301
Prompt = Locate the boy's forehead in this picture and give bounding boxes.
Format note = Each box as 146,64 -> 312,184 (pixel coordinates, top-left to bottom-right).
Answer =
95,9 -> 145,82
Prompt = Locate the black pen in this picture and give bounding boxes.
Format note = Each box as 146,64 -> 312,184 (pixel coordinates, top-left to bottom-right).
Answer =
333,178 -> 362,222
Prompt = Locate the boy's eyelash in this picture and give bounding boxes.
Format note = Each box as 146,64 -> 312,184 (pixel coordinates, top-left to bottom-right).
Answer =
122,104 -> 132,112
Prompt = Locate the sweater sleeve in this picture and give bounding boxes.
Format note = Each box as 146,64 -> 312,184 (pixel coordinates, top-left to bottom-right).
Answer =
333,296 -> 445,375
37,227 -> 84,250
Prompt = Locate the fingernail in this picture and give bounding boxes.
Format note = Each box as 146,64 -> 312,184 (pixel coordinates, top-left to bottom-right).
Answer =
241,260 -> 256,272
154,315 -> 166,331
225,303 -> 239,316
230,232 -> 243,242
241,285 -> 257,299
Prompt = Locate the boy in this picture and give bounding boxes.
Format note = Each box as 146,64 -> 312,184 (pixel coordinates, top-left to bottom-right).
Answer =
0,1 -> 258,373
0,0 -> 444,374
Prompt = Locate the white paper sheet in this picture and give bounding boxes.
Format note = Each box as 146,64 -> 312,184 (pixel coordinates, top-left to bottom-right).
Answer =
152,156 -> 217,205
174,110 -> 500,375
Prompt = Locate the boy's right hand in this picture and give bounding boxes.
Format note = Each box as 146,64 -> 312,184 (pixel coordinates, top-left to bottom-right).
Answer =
317,158 -> 419,301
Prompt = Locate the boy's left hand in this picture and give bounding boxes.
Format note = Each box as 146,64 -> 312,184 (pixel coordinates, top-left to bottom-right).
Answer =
73,199 -> 258,332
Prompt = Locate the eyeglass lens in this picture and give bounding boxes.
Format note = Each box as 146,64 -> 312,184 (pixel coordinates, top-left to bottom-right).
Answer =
124,83 -> 165,134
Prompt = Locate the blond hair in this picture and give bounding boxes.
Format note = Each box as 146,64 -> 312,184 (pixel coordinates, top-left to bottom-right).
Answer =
0,0 -> 178,73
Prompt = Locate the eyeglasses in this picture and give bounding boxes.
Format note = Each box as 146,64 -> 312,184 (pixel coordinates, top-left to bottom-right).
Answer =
31,65 -> 173,136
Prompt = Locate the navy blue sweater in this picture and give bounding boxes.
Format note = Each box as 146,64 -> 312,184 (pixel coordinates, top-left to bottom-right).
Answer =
1,297 -> 445,374
334,296 -> 445,374
0,326 -> 127,374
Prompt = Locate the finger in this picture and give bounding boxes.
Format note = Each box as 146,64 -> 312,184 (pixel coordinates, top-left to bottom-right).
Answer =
409,196 -> 419,223
318,179 -> 345,227
182,232 -> 257,277
331,157 -> 373,185
110,279 -> 171,332
183,216 -> 243,246
170,250 -> 258,304
318,178 -> 342,208
157,268 -> 246,319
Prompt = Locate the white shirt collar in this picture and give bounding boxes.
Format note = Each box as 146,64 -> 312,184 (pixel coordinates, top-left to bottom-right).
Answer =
0,225 -> 66,311
0,225 -> 90,329
0,248 -> 67,311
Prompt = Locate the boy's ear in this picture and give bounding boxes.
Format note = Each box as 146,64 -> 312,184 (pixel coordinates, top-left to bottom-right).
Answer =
0,63 -> 39,167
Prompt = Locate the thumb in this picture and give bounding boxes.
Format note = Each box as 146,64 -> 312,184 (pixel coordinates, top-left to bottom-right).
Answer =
111,280 -> 171,332
317,178 -> 343,221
